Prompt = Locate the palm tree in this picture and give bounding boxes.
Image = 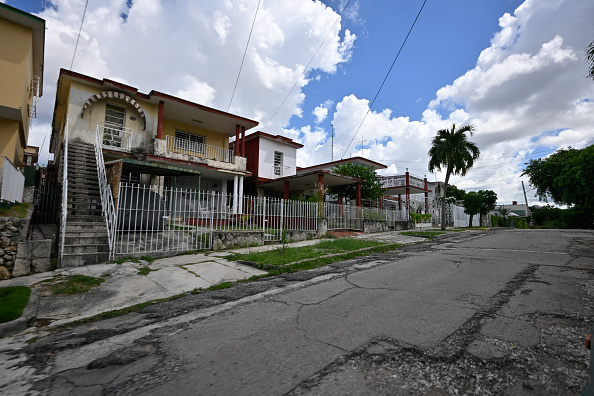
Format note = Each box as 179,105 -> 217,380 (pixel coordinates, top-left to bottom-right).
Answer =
587,40 -> 594,81
428,123 -> 480,230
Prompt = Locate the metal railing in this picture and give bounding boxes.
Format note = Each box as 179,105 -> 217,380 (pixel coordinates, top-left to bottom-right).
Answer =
28,75 -> 40,118
0,157 -> 24,202
379,174 -> 425,189
166,135 -> 235,163
99,122 -> 132,152
95,123 -> 118,260
271,165 -> 291,178
59,119 -> 69,266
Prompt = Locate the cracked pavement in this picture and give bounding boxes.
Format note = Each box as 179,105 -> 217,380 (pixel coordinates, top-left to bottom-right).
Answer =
1,229 -> 593,395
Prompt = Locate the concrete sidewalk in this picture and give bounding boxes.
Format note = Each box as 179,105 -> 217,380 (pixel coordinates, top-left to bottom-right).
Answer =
0,230 -> 433,335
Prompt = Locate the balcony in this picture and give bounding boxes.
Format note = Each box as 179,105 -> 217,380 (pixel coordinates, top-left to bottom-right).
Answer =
28,75 -> 41,119
98,122 -> 132,152
271,165 -> 291,179
380,174 -> 425,189
165,135 -> 235,164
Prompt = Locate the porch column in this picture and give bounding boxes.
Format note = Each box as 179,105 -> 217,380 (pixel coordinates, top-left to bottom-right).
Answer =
356,182 -> 361,207
221,178 -> 228,211
233,175 -> 238,214
235,125 -> 240,156
338,196 -> 343,205
405,169 -> 410,218
238,176 -> 244,213
241,126 -> 246,156
317,173 -> 325,203
156,100 -> 164,139
424,176 -> 429,213
283,180 -> 290,200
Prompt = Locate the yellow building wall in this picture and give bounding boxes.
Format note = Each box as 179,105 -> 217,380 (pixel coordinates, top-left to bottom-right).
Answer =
161,119 -> 227,149
0,119 -> 22,167
0,18 -> 34,133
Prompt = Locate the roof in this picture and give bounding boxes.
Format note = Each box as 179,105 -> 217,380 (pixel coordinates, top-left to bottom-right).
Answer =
258,170 -> 362,191
0,3 -> 45,94
296,157 -> 387,173
244,131 -> 304,149
52,69 -> 259,136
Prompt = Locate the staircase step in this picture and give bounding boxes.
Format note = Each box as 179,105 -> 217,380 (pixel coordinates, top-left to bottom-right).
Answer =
60,252 -> 110,267
63,243 -> 110,255
66,216 -> 106,223
64,234 -> 108,242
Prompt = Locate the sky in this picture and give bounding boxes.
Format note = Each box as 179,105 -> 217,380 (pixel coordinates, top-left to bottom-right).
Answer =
6,0 -> 594,205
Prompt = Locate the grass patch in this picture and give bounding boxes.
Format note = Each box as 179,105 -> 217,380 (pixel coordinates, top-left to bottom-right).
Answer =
0,286 -> 31,323
138,266 -> 159,275
231,238 -> 385,267
401,231 -> 447,238
0,203 -> 29,218
51,275 -> 105,295
110,257 -> 139,264
140,255 -> 157,263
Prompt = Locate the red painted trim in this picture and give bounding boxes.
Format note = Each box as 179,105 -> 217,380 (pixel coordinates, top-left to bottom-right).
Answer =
356,183 -> 361,207
235,125 -> 240,156
284,180 -> 290,199
241,126 -> 246,157
318,173 -> 325,203
297,156 -> 387,172
244,134 -> 259,177
244,131 -> 304,148
157,101 -> 164,139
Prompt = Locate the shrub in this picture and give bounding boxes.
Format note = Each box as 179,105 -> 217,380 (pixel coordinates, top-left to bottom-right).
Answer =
491,215 -> 499,227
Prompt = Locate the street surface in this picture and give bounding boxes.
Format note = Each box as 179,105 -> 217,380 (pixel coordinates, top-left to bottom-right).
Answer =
1,229 -> 593,395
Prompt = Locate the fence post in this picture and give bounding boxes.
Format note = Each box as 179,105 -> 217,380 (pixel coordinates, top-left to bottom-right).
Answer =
210,191 -> 215,249
280,198 -> 284,239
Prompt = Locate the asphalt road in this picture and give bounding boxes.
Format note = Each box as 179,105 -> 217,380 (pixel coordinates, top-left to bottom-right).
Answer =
2,229 -> 594,395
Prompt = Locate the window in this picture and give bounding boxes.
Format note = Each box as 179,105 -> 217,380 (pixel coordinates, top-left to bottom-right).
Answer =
274,152 -> 283,176
174,130 -> 205,154
103,104 -> 125,147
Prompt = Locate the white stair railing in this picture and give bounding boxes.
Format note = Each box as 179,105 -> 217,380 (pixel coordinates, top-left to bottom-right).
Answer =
59,118 -> 69,266
95,125 -> 117,260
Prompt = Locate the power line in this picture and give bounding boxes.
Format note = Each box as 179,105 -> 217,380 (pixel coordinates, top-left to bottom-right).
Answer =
227,0 -> 261,112
341,0 -> 428,159
261,0 -> 352,130
70,0 -> 89,70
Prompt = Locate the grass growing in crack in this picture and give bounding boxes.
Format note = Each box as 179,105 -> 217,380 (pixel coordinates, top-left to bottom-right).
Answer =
51,275 -> 105,295
110,257 -> 139,264
0,286 -> 31,323
230,238 -> 386,266
140,255 -> 157,263
138,266 -> 159,276
401,231 -> 447,238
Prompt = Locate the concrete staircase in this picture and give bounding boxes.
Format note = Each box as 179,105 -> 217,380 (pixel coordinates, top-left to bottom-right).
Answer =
60,140 -> 110,267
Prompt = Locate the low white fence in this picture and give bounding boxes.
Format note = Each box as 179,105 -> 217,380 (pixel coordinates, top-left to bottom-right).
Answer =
450,203 -> 470,227
0,157 -> 24,202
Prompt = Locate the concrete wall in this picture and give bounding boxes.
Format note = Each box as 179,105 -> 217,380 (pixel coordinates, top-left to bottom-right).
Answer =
212,230 -> 264,251
363,220 -> 389,233
0,215 -> 29,279
257,138 -> 297,179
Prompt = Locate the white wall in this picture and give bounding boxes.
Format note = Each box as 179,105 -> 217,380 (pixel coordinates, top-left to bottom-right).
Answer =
257,138 -> 297,179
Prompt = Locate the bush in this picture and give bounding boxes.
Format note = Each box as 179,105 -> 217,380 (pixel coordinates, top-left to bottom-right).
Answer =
491,215 -> 499,227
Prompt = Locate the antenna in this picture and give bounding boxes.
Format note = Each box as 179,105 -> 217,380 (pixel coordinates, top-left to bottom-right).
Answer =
330,124 -> 334,162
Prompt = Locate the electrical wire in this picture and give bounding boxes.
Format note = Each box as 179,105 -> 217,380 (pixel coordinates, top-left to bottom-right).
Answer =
70,0 -> 89,70
341,0 -> 428,159
260,0 -> 352,130
227,0 -> 261,112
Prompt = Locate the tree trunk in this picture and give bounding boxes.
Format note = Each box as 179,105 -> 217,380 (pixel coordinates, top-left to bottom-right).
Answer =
441,169 -> 452,230
468,214 -> 473,228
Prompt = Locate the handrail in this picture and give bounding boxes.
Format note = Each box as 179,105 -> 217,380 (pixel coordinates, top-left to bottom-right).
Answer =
95,124 -> 117,260
165,135 -> 235,163
98,122 -> 133,152
59,118 -> 69,266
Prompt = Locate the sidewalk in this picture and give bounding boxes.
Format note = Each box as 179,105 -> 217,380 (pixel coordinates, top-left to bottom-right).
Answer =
0,230 -> 436,335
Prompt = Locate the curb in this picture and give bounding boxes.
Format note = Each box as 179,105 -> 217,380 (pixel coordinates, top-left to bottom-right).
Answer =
0,287 -> 40,338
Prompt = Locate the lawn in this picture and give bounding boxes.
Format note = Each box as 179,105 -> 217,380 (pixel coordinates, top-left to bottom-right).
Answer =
0,203 -> 30,218
0,286 -> 31,323
231,238 -> 388,267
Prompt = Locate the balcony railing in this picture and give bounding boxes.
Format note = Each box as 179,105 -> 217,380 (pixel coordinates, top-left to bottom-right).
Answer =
380,174 -> 425,189
28,75 -> 40,118
98,122 -> 132,152
272,165 -> 291,178
166,135 -> 235,163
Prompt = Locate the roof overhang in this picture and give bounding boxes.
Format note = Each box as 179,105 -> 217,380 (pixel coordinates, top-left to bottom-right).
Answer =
296,156 -> 387,173
258,170 -> 362,191
383,186 -> 430,195
105,158 -> 202,177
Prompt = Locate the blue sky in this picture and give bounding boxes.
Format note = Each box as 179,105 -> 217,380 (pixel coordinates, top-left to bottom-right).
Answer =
7,0 -> 594,204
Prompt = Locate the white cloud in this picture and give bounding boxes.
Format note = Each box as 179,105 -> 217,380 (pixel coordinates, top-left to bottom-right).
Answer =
313,105 -> 328,124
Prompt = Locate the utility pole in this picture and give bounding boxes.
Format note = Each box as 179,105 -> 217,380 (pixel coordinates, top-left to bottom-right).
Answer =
522,180 -> 531,222
330,124 -> 334,162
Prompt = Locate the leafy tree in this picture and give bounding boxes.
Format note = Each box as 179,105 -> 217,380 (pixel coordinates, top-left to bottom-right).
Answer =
428,123 -> 480,230
522,145 -> 594,211
328,163 -> 385,201
587,39 -> 594,81
497,208 -> 511,227
463,191 -> 482,227
448,185 -> 467,202
478,190 -> 497,226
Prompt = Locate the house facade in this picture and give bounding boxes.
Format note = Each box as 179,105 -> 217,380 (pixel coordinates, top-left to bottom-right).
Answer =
0,3 -> 44,168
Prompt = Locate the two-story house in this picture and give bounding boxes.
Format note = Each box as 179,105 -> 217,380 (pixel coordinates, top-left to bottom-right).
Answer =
0,3 -> 44,201
49,69 -> 258,266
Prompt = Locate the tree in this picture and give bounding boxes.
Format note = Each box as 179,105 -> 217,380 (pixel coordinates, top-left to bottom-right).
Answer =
448,185 -> 467,202
428,123 -> 480,230
463,191 -> 482,227
478,190 -> 497,226
586,39 -> 594,81
522,145 -> 594,210
328,163 -> 385,201
497,208 -> 511,227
